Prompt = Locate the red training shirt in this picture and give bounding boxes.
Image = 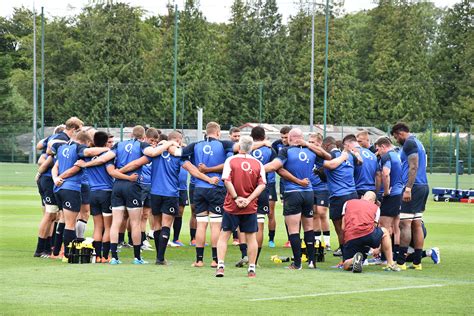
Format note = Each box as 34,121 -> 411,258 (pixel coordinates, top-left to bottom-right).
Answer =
342,199 -> 380,243
222,154 -> 266,215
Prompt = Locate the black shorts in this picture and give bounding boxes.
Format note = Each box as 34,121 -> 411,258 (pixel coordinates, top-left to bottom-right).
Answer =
151,194 -> 179,216
257,187 -> 270,215
342,227 -> 383,261
189,183 -> 195,205
401,184 -> 429,213
357,190 -> 370,199
38,175 -> 56,206
90,190 -> 112,216
380,194 -> 402,217
314,190 -> 329,207
283,191 -> 314,218
81,184 -> 91,205
267,182 -> 278,202
193,187 -> 226,215
329,192 -> 358,220
222,212 -> 258,233
179,190 -> 189,206
111,180 -> 143,209
140,184 -> 152,208
55,189 -> 81,212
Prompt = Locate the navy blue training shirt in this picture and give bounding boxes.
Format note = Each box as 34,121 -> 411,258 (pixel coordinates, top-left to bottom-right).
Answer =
140,161 -> 152,185
276,146 -> 317,192
180,137 -> 234,188
251,146 -> 277,184
112,139 -> 150,176
309,156 -> 327,191
354,146 -> 377,191
85,153 -> 114,191
149,149 -> 187,197
324,149 -> 356,197
51,141 -> 87,193
178,167 -> 188,191
400,135 -> 428,185
381,150 -> 404,196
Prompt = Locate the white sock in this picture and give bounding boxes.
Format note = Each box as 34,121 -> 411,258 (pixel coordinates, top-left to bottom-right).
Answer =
425,249 -> 432,257
248,264 -> 256,272
75,220 -> 87,239
218,260 -> 225,269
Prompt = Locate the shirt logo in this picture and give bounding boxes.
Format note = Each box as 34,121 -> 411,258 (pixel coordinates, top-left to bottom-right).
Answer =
203,145 -> 213,156
125,143 -> 133,153
241,161 -> 253,174
65,201 -> 72,208
252,149 -> 263,160
62,148 -> 70,159
162,151 -> 171,162
298,151 -> 309,163
362,150 -> 374,160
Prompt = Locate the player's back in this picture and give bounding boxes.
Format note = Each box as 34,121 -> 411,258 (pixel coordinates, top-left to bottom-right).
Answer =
382,150 -> 404,195
280,146 -> 316,192
113,139 -> 149,176
54,142 -> 84,192
400,135 -> 428,185
325,149 -> 356,197
354,146 -> 377,191
86,153 -> 114,191
251,146 -> 276,184
150,150 -> 183,197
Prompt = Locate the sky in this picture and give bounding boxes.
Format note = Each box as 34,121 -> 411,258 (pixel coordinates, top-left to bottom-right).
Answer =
1,0 -> 461,23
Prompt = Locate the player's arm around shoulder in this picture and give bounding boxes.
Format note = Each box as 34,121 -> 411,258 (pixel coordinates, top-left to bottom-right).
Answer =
323,150 -> 349,170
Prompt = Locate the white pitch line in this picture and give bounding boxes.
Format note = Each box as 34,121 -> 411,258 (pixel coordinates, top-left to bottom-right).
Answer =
249,284 -> 444,302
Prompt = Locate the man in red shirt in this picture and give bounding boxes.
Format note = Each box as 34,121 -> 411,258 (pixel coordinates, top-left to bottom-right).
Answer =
216,136 -> 267,278
341,191 -> 400,273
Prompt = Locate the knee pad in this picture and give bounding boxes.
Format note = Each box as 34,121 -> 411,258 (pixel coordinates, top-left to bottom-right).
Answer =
196,215 -> 208,223
45,204 -> 59,214
257,215 -> 265,223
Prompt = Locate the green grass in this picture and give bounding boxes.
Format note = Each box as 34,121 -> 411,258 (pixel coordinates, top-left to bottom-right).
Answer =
0,195 -> 473,314
0,165 -> 473,314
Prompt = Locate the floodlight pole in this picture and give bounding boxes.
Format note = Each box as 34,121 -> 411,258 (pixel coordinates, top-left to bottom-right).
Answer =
40,6 -> 45,139
323,0 -> 330,138
309,1 -> 315,132
172,4 -> 179,130
32,5 -> 37,163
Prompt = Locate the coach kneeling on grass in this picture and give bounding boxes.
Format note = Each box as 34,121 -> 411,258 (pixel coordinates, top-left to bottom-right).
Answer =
341,191 -> 400,273
216,136 -> 267,278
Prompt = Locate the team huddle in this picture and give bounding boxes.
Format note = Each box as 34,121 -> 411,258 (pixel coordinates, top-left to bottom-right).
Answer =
32,117 -> 440,277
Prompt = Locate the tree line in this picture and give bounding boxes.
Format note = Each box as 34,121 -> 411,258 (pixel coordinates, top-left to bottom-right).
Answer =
0,0 -> 472,133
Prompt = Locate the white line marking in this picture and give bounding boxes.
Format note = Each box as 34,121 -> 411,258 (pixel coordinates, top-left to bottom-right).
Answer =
249,284 -> 444,302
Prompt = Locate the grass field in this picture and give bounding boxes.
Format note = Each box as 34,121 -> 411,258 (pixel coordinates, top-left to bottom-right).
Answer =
0,163 -> 473,315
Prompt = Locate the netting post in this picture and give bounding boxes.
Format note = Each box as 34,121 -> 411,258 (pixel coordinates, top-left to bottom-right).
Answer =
448,119 -> 453,174
120,123 -> 124,142
429,119 -> 433,174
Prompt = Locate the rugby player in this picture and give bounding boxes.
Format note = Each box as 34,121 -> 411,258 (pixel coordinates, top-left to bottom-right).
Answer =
119,131 -> 218,265
356,130 -> 376,153
51,131 -> 110,260
271,126 -> 291,247
170,145 -> 189,247
343,134 -> 377,197
321,136 -> 359,257
216,136 -> 266,278
229,127 -> 241,246
341,191 -> 400,272
80,125 -> 151,264
265,128 -> 339,269
391,123 -> 429,270
177,122 -> 236,267
308,133 -> 332,250
34,118 -> 84,258
374,136 -> 403,263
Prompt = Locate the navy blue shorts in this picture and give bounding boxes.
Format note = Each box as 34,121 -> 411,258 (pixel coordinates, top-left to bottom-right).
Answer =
401,184 -> 429,213
179,190 -> 189,206
193,187 -> 226,215
189,183 -> 195,205
151,194 -> 179,216
283,191 -> 314,218
90,190 -> 112,216
357,190 -> 370,199
81,184 -> 91,205
55,189 -> 81,212
380,194 -> 401,217
329,192 -> 358,220
257,187 -> 270,215
140,183 -> 151,208
222,212 -> 258,233
38,175 -> 56,206
267,182 -> 278,202
111,180 -> 143,209
313,190 -> 329,207
342,227 -> 383,261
